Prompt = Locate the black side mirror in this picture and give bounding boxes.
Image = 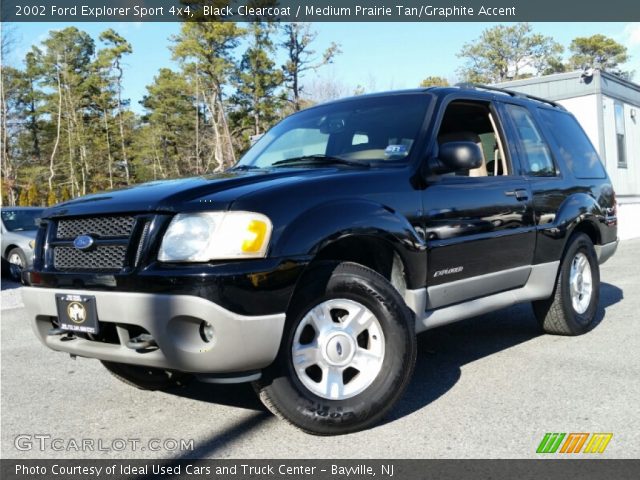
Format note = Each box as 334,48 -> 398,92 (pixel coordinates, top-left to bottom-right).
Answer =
428,141 -> 483,174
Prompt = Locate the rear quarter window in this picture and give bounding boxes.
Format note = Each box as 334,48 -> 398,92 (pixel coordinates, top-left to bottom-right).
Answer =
538,108 -> 606,179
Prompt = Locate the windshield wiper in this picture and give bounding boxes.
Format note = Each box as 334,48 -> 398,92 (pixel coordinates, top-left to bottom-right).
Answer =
230,164 -> 263,171
272,155 -> 369,168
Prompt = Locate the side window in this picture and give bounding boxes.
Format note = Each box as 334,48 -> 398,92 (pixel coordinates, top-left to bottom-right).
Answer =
538,108 -> 606,179
505,104 -> 556,177
436,100 -> 511,177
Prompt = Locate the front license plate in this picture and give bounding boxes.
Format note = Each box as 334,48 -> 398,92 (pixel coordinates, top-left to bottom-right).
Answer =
55,294 -> 99,335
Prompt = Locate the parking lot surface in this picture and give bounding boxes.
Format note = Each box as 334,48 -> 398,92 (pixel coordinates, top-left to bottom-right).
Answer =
1,239 -> 638,459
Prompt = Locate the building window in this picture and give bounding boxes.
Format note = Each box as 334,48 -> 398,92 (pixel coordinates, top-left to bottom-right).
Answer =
615,102 -> 627,168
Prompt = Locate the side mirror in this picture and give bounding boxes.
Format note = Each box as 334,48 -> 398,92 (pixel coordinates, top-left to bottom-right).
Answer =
428,141 -> 483,174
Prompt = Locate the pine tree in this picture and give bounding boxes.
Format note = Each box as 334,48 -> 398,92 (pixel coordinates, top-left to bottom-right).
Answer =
231,22 -> 285,145
47,189 -> 58,206
18,188 -> 29,206
281,23 -> 341,111
171,22 -> 245,171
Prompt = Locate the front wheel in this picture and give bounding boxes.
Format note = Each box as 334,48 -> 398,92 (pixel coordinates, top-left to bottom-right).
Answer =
254,262 -> 417,435
7,247 -> 27,282
533,233 -> 600,335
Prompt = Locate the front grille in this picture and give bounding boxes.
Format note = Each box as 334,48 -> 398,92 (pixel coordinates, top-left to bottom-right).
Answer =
53,245 -> 128,271
56,216 -> 135,239
47,214 -> 147,272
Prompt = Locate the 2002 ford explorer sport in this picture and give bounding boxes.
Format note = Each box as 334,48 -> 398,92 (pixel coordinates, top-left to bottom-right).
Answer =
22,85 -> 618,435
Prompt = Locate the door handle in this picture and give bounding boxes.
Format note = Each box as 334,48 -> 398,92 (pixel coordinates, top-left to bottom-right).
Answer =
505,189 -> 529,201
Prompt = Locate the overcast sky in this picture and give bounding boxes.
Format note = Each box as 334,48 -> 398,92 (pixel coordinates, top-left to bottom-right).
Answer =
5,22 -> 639,113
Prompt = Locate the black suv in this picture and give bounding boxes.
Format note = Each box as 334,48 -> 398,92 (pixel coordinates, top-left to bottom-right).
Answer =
23,85 -> 618,435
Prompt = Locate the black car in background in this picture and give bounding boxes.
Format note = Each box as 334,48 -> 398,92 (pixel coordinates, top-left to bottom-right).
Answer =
22,85 -> 617,435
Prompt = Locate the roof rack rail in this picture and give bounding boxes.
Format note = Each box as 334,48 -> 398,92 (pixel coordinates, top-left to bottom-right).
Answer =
455,82 -> 565,109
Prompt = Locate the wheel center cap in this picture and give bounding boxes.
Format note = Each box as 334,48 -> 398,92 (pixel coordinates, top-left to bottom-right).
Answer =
324,333 -> 355,366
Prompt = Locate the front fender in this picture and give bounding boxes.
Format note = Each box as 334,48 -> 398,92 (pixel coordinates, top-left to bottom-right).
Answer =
271,199 -> 427,287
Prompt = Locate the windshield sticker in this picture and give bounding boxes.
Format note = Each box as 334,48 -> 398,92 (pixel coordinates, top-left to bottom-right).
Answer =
385,145 -> 408,156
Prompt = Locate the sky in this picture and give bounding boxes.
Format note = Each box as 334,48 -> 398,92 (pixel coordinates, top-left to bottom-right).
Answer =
4,21 -> 640,113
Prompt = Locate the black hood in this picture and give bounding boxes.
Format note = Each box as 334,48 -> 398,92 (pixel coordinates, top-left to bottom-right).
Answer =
42,168 -> 351,218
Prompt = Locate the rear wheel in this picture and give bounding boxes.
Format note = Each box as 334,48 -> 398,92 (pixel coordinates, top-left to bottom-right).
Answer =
101,361 -> 192,391
533,233 -> 600,335
254,262 -> 416,435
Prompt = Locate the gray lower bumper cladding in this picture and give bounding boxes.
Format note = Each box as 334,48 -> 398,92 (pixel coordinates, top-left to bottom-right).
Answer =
22,287 -> 285,374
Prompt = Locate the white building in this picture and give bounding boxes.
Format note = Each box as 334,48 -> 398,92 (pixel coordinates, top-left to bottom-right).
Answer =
498,70 -> 640,197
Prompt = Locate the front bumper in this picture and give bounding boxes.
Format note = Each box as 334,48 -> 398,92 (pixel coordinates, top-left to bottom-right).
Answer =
22,287 -> 285,374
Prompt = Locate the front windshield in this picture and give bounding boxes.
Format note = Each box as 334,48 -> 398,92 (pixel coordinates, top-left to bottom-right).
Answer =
237,94 -> 431,168
1,209 -> 43,232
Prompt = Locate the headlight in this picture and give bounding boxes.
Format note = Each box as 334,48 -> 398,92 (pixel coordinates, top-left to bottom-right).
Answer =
158,211 -> 272,262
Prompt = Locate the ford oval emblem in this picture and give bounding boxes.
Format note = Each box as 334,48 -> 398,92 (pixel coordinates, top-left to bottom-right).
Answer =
73,235 -> 95,251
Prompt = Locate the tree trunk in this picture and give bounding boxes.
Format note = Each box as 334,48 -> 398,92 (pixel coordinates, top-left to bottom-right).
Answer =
48,67 -> 63,194
103,107 -> 114,189
115,61 -> 130,184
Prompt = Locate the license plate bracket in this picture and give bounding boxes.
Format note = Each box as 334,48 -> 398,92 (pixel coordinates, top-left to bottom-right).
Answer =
55,294 -> 99,335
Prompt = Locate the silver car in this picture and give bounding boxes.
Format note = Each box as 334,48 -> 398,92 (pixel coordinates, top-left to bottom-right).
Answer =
1,207 -> 44,282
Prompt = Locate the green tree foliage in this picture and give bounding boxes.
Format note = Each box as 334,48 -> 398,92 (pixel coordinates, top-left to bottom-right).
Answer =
26,184 -> 39,206
231,22 -> 285,147
2,23 -> 347,205
458,23 -> 564,83
419,76 -> 450,87
568,34 -> 629,76
47,189 -> 58,206
171,22 -> 245,171
95,29 -> 134,186
140,68 -> 195,177
18,188 -> 29,206
281,23 -> 341,111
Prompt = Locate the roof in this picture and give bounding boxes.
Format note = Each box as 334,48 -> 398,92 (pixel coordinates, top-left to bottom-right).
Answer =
312,84 -> 565,111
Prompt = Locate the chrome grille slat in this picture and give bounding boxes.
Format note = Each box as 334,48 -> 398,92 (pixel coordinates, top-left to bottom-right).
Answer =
56,216 -> 135,239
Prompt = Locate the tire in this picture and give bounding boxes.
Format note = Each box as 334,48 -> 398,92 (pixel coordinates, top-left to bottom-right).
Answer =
7,247 -> 27,282
532,233 -> 600,336
253,261 -> 417,435
100,361 -> 192,391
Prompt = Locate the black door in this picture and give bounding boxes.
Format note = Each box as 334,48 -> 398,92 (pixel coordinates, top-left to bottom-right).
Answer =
421,98 -> 535,308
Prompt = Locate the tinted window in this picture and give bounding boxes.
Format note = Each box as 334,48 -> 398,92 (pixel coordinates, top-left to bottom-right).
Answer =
505,104 -> 556,176
539,108 -> 606,179
1,209 -> 43,231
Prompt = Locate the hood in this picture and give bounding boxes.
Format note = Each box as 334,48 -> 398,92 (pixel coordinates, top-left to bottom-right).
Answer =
42,168 -> 353,218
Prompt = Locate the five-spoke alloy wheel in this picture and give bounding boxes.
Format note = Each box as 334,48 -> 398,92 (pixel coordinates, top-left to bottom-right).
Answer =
292,298 -> 385,400
254,262 -> 416,435
533,233 -> 600,336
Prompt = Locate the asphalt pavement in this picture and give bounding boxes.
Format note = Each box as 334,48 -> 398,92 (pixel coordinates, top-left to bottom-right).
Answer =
1,239 -> 638,459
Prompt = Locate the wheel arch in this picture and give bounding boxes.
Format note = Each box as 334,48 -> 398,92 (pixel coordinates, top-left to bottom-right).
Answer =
4,244 -> 21,259
274,199 -> 427,314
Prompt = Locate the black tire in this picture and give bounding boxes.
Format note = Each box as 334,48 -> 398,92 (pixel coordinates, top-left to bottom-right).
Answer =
100,361 -> 192,391
7,247 -> 27,282
532,233 -> 600,335
253,261 -> 417,435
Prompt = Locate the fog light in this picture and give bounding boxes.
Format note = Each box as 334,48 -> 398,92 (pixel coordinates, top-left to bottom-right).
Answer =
199,321 -> 215,343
